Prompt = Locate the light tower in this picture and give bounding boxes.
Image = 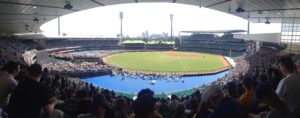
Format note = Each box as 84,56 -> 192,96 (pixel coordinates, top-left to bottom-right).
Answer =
170,14 -> 173,40
119,12 -> 123,38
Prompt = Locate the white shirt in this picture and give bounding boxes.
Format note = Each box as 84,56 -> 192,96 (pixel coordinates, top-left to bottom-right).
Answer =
276,73 -> 300,112
0,72 -> 17,106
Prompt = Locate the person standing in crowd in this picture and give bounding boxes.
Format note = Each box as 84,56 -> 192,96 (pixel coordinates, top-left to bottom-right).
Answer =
8,64 -> 62,118
239,77 -> 255,114
194,85 -> 244,118
0,61 -> 20,116
269,69 -> 282,90
249,83 -> 290,118
115,97 -> 129,118
131,88 -> 162,118
276,56 -> 300,118
77,94 -> 110,118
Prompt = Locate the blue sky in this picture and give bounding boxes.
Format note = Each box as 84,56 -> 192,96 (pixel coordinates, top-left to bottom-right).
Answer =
40,3 -> 281,38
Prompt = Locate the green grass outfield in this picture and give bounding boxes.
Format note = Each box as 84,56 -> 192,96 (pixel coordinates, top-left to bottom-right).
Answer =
106,51 -> 226,73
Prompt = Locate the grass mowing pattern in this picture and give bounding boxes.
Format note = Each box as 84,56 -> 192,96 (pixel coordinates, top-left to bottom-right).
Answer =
106,51 -> 225,73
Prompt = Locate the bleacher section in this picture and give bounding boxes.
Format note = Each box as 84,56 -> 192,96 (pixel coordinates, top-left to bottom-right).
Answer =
46,38 -> 120,49
179,34 -> 246,57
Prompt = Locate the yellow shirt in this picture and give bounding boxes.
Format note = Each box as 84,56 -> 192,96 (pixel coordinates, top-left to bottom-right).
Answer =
238,90 -> 255,112
130,111 -> 163,118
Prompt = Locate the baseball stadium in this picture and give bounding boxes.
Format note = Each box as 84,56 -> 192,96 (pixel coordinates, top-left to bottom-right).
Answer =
1,1 -> 299,118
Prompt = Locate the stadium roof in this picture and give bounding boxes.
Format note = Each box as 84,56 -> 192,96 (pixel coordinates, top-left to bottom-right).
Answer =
0,0 -> 299,34
181,30 -> 246,34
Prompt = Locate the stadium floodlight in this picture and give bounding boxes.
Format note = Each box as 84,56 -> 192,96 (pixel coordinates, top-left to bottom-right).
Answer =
119,12 -> 123,38
170,14 -> 173,40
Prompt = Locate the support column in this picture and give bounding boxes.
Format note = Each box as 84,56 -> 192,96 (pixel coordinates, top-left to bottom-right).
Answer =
58,16 -> 60,36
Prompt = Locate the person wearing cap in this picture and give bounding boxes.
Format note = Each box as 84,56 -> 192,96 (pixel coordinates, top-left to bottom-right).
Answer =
249,83 -> 290,118
276,56 -> 300,118
77,93 -> 110,118
130,89 -> 162,118
195,84 -> 244,118
239,77 -> 255,114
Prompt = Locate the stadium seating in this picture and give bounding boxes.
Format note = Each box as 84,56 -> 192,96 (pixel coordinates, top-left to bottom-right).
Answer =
179,34 -> 246,57
1,37 -> 299,118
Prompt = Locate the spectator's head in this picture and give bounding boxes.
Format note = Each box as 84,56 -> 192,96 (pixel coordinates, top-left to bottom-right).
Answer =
255,83 -> 274,103
133,94 -> 156,118
175,104 -> 185,117
271,69 -> 282,79
202,85 -> 223,109
91,93 -> 110,116
43,68 -> 49,74
278,56 -> 294,75
137,88 -> 154,99
242,77 -> 253,91
28,64 -> 43,82
2,61 -> 20,77
76,90 -> 89,99
171,95 -> 178,101
255,83 -> 289,115
223,82 -> 237,98
116,97 -> 127,110
255,83 -> 285,107
258,74 -> 268,83
102,89 -> 112,102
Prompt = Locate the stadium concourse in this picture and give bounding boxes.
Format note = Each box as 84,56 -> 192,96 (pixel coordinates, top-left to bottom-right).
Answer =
0,36 -> 299,118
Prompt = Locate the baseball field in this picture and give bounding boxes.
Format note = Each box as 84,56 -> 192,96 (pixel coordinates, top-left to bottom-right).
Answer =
105,51 -> 230,75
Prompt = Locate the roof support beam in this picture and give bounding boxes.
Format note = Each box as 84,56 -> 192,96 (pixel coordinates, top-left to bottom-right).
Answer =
90,0 -> 105,6
172,0 -> 177,3
0,1 -> 77,11
248,8 -> 300,12
0,12 -> 60,16
135,0 -> 138,3
249,17 -> 300,19
205,0 -> 231,8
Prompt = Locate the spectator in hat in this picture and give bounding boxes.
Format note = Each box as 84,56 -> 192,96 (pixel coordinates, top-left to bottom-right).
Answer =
200,85 -> 245,118
249,83 -> 290,118
239,77 -> 255,114
131,89 -> 162,118
276,56 -> 300,118
77,93 -> 110,118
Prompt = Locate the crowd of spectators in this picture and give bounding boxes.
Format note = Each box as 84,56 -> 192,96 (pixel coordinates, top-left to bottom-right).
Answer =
0,38 -> 30,63
43,62 -> 112,78
1,38 -> 300,118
